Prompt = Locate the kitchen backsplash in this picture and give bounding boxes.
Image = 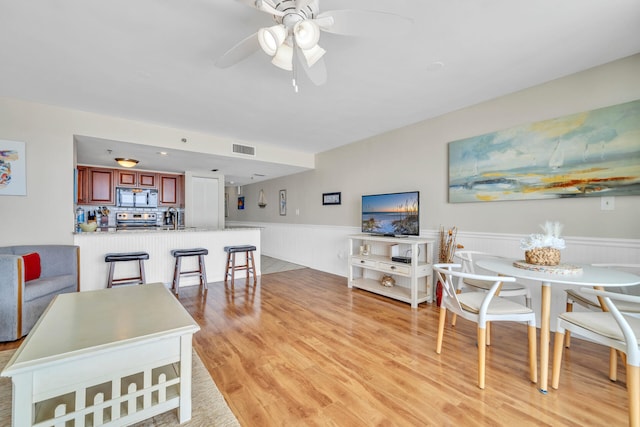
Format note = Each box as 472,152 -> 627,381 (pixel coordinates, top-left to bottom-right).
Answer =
76,205 -> 184,227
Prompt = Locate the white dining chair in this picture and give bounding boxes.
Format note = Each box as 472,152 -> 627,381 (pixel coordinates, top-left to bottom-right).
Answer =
433,263 -> 537,389
454,250 -> 532,306
563,264 -> 640,381
552,288 -> 640,427
453,250 -> 532,345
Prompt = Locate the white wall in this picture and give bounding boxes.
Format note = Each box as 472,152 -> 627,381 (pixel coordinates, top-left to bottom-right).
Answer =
0,98 -> 313,246
228,54 -> 640,239
2,55 -> 638,248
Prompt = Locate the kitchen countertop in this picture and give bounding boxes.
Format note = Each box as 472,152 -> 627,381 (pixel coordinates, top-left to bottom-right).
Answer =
74,226 -> 262,235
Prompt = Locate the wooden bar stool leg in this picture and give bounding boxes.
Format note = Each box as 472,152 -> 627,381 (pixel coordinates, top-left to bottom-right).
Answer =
139,260 -> 146,284
231,252 -> 236,287
175,257 -> 182,295
249,251 -> 258,286
244,251 -> 250,283
199,254 -> 208,290
172,257 -> 179,292
107,263 -> 116,288
225,252 -> 231,284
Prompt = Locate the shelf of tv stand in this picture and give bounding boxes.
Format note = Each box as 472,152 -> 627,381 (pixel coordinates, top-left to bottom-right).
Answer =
349,277 -> 431,306
347,234 -> 434,308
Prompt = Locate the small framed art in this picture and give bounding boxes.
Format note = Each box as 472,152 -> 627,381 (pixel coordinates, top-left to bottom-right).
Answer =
322,192 -> 341,205
279,190 -> 286,215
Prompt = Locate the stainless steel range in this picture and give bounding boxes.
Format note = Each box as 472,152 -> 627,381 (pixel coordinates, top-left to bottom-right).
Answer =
116,212 -> 158,229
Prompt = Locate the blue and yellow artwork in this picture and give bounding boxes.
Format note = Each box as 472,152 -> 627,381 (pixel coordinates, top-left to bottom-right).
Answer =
0,140 -> 26,196
448,99 -> 640,203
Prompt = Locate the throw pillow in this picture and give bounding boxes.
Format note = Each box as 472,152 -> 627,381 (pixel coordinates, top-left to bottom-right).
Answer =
22,252 -> 41,282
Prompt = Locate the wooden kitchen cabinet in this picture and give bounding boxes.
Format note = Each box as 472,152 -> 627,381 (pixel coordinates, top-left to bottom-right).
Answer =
159,174 -> 183,206
117,170 -> 157,188
76,166 -> 89,204
77,165 -> 178,206
88,168 -> 115,205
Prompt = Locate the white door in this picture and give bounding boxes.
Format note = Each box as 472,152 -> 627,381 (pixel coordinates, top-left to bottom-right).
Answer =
192,177 -> 219,227
184,171 -> 225,229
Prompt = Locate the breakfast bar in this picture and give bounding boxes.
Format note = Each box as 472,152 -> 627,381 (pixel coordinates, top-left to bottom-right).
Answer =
74,227 -> 261,291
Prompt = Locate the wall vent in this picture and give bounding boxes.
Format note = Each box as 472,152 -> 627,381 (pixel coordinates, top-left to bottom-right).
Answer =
232,143 -> 256,156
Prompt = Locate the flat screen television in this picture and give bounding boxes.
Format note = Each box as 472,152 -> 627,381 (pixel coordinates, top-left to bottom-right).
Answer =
361,191 -> 420,237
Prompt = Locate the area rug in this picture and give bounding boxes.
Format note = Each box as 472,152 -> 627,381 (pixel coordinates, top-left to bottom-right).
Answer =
0,349 -> 239,427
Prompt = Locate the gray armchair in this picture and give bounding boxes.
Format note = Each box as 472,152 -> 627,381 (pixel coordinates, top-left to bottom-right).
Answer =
0,245 -> 79,341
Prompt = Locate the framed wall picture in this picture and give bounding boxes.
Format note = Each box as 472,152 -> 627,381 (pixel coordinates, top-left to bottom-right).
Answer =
237,196 -> 245,210
448,98 -> 640,202
279,189 -> 286,215
322,192 -> 341,205
0,139 -> 27,196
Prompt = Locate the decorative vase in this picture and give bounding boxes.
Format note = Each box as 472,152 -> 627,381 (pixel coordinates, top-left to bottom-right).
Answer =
380,275 -> 395,287
525,247 -> 561,266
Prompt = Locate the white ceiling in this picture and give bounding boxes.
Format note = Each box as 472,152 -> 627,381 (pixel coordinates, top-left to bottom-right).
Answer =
2,0 -> 640,185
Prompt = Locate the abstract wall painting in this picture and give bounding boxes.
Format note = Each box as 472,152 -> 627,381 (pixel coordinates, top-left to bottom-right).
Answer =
448,99 -> 640,203
0,140 -> 26,196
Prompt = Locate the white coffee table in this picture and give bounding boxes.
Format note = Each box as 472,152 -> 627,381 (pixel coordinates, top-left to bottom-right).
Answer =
1,283 -> 200,427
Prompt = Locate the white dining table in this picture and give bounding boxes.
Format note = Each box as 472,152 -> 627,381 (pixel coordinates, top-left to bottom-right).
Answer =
476,258 -> 640,393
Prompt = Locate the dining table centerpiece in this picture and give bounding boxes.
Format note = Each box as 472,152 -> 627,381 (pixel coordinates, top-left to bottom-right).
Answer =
520,221 -> 566,265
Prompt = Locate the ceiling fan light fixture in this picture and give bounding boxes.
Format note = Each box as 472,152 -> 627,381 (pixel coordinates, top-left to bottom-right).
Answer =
115,158 -> 139,168
301,43 -> 326,67
293,20 -> 320,50
271,43 -> 293,70
258,24 -> 287,56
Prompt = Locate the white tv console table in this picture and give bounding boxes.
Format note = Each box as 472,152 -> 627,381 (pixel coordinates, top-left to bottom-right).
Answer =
1,283 -> 200,427
347,234 -> 435,308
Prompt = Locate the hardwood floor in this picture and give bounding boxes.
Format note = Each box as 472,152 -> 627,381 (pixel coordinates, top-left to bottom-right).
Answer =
1,268 -> 631,425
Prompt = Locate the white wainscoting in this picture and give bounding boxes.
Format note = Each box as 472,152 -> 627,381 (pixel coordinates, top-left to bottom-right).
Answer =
228,221 -> 640,330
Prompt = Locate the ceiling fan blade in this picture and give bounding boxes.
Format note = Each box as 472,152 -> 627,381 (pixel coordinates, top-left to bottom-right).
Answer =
295,45 -> 327,86
295,0 -> 314,12
316,9 -> 413,37
214,32 -> 260,68
236,0 -> 285,16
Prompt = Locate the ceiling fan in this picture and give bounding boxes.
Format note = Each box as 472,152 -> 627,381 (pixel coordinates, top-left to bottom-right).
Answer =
215,0 -> 412,91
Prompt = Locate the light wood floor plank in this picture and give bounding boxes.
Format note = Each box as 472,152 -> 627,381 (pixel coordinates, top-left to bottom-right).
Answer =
1,267 -> 631,426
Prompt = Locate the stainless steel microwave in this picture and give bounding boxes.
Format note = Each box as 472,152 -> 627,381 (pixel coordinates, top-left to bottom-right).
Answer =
116,187 -> 159,208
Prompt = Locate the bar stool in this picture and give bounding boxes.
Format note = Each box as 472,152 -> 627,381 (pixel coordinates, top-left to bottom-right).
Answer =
224,245 -> 257,287
171,248 -> 209,295
105,252 -> 149,288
